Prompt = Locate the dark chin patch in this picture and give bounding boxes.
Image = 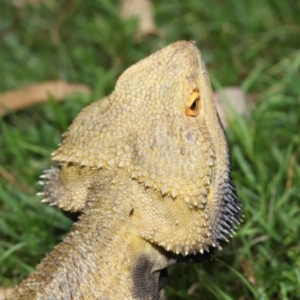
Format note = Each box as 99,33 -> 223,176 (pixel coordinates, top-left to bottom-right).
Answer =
130,249 -> 214,300
131,255 -> 168,300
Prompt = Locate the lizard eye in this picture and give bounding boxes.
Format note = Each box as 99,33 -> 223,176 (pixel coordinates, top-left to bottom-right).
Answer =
186,90 -> 201,117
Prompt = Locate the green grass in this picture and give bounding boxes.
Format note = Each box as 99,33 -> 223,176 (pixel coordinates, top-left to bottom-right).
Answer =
0,0 -> 299,298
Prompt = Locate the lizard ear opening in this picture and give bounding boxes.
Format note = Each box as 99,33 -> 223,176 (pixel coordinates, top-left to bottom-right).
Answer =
186,89 -> 201,117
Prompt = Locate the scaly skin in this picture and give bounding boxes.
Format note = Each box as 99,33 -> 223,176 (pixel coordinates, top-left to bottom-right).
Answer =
9,41 -> 241,300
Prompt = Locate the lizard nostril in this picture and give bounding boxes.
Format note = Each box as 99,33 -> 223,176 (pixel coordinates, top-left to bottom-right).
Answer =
129,208 -> 134,217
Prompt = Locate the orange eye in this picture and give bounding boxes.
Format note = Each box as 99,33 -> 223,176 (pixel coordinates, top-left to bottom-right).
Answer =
186,90 -> 201,117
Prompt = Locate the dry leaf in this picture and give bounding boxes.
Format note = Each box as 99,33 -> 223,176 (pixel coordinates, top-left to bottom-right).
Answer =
214,86 -> 250,129
240,259 -> 256,285
187,283 -> 199,296
119,0 -> 157,37
0,81 -> 91,117
0,288 -> 13,300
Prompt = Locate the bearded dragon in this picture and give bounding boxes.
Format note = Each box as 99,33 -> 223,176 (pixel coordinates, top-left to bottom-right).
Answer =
8,40 -> 241,300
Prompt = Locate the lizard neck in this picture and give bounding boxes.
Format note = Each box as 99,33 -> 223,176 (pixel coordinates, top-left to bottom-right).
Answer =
64,206 -> 172,299
11,172 -> 174,300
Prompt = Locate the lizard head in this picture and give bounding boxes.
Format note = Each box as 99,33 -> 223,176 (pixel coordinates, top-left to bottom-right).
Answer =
48,41 -> 242,255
